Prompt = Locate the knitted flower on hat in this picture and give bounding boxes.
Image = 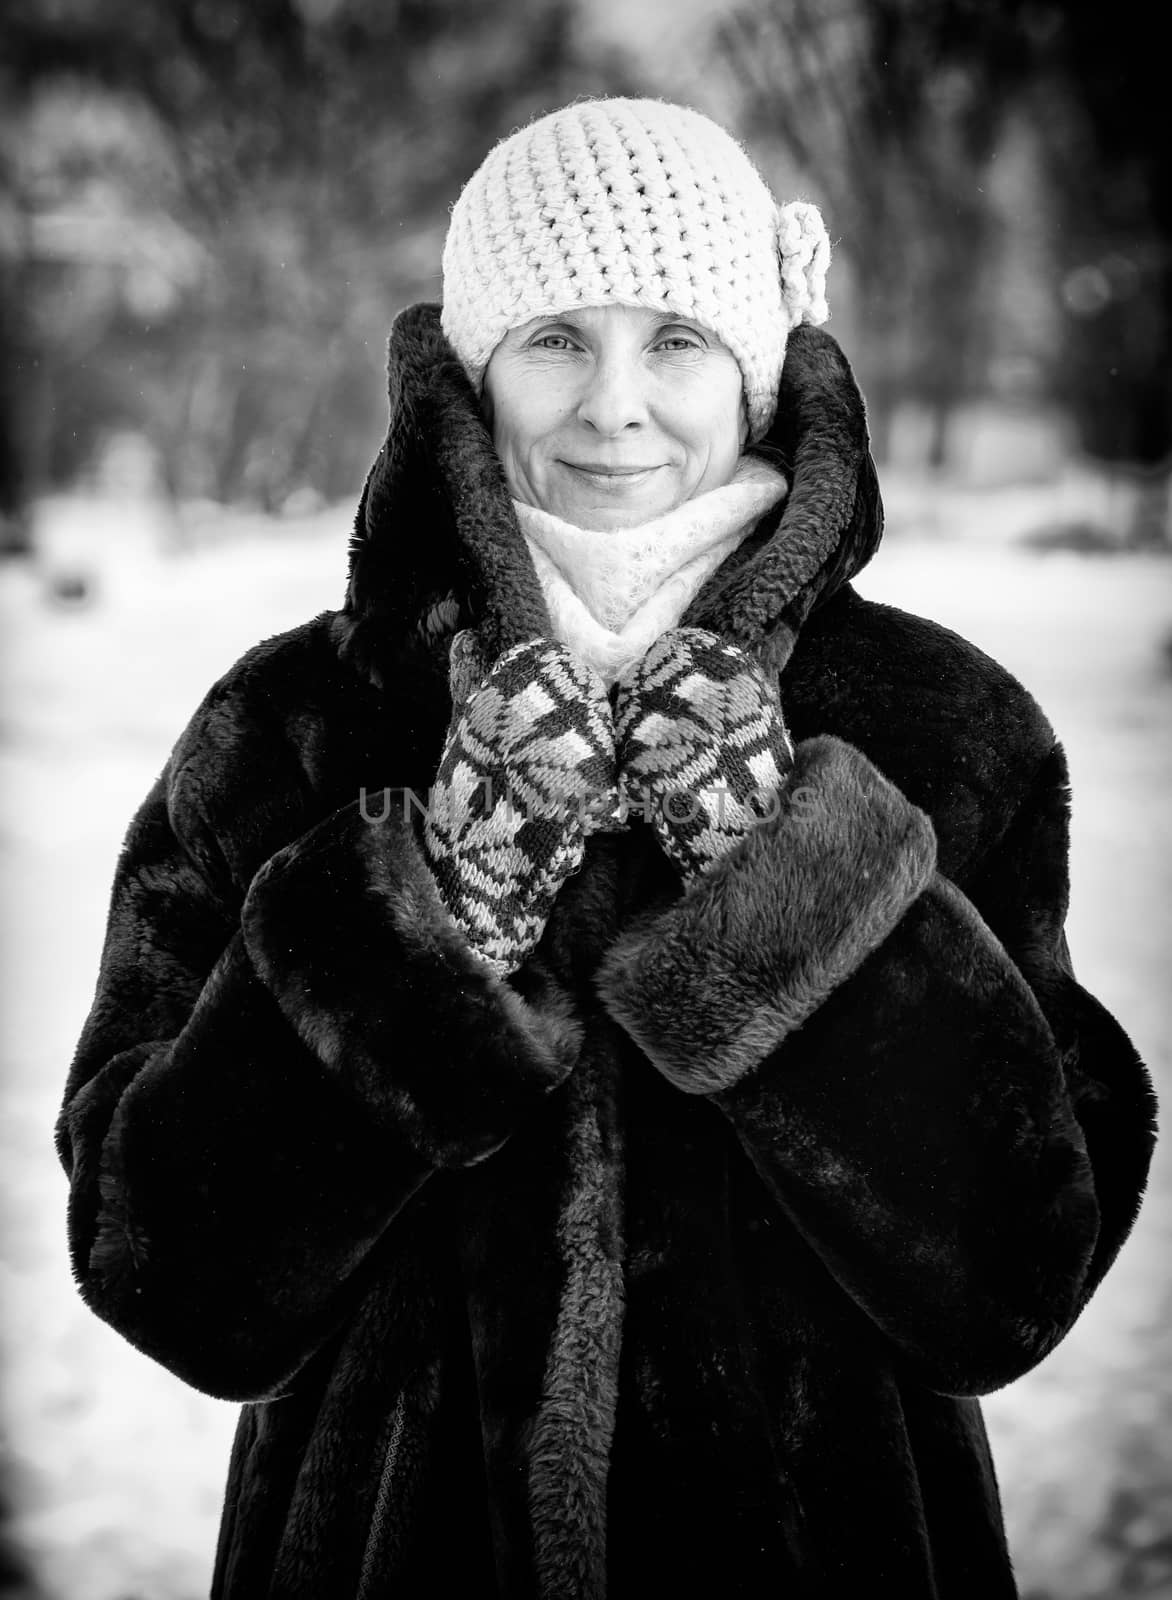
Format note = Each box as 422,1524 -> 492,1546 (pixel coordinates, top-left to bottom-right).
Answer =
441,97 -> 830,441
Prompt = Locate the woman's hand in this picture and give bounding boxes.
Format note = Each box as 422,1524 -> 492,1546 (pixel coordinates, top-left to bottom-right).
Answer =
423,631 -> 624,976
613,627 -> 794,880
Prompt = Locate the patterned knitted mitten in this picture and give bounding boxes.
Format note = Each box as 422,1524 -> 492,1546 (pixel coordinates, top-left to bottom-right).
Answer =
614,627 -> 795,880
423,633 -> 623,977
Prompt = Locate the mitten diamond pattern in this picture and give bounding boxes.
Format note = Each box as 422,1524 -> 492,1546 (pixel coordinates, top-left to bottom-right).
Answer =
424,634 -> 622,976
614,627 -> 794,878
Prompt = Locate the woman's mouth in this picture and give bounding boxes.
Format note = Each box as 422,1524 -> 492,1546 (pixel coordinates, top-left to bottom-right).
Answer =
561,462 -> 664,490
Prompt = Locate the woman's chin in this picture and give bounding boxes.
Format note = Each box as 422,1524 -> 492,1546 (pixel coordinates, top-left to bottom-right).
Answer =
549,489 -> 683,531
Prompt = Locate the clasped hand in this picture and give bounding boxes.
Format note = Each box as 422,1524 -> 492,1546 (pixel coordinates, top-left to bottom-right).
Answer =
424,628 -> 794,976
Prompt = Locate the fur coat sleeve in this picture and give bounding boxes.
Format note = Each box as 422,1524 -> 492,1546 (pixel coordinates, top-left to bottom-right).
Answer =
595,730 -> 1156,1398
54,678 -> 579,1403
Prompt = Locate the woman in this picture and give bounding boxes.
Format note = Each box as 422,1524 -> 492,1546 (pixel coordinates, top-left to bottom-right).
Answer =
56,98 -> 1156,1598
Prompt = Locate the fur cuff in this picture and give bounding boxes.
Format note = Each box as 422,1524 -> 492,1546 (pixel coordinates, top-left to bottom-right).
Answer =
241,798 -> 581,1167
595,735 -> 937,1093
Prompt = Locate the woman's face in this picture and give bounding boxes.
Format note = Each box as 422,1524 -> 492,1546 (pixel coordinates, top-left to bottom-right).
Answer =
482,303 -> 748,531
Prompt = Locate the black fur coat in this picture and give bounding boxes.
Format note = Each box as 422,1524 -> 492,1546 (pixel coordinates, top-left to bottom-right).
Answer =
57,305 -> 1157,1599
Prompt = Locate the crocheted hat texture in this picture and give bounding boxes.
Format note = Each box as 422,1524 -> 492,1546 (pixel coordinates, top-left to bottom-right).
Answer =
440,97 -> 830,441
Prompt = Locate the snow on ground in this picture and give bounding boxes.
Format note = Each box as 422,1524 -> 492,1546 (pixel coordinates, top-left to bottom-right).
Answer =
1,485 -> 1170,1599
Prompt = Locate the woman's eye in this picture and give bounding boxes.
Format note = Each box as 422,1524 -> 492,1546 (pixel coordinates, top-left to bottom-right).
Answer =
532,334 -> 576,351
656,333 -> 703,352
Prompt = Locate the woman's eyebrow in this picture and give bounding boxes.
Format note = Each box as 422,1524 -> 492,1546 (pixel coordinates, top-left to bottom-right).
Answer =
518,316 -> 585,340
649,313 -> 708,334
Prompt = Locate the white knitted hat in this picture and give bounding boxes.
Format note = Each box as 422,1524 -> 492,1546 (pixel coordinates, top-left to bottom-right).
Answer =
440,97 -> 830,441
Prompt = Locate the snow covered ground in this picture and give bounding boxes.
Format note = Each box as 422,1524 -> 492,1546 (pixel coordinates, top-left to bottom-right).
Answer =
2,485 -> 1169,1599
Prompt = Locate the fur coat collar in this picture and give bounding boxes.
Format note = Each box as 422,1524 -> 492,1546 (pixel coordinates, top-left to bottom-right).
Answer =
334,302 -> 883,699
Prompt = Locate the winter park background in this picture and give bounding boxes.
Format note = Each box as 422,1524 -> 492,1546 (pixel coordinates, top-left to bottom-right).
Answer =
2,2 -> 1169,1597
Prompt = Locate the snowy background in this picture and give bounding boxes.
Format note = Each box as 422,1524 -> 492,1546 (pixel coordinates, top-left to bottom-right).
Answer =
1,475 -> 1170,1598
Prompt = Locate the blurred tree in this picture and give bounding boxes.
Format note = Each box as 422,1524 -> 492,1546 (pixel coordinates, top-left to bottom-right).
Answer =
1027,0 -> 1170,546
714,0 -> 1169,543
1,0 -> 627,515
0,143 -> 37,553
714,0 -> 1046,465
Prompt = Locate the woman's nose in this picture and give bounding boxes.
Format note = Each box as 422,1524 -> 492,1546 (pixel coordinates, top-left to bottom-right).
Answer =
575,355 -> 648,435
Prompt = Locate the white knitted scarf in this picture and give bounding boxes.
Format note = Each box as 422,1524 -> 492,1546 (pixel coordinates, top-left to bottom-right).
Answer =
514,456 -> 788,686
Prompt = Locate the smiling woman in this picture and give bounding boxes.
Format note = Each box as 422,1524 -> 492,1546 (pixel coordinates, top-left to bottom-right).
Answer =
479,301 -> 778,683
56,95 -> 1155,1600
483,306 -> 748,529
